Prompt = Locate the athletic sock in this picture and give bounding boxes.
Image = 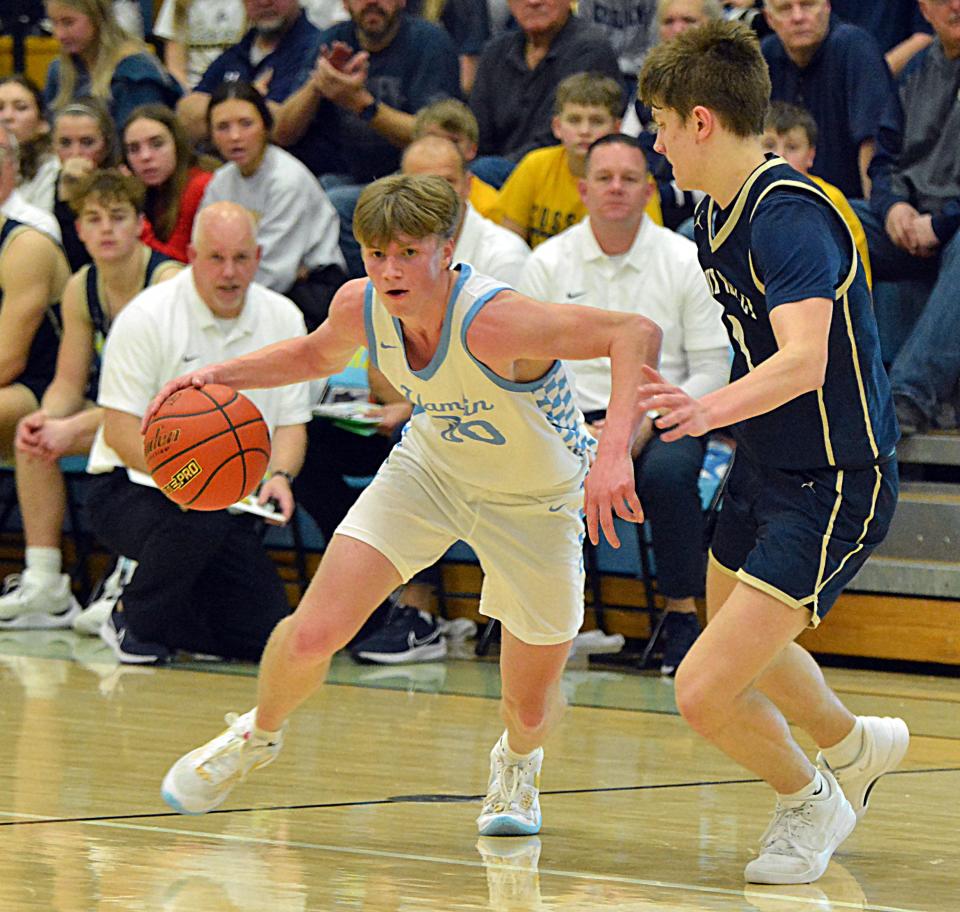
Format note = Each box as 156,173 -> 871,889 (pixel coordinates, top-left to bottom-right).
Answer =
24,547 -> 62,578
252,722 -> 283,745
779,769 -> 826,803
821,717 -> 864,769
501,731 -> 539,764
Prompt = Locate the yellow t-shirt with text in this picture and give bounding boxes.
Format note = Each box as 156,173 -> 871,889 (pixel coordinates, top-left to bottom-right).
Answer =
496,145 -> 662,249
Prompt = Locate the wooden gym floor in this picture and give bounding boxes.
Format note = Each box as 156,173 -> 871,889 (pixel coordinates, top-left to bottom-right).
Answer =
0,632 -> 957,911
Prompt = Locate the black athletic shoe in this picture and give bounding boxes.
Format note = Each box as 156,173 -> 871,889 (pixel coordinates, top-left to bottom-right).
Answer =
659,612 -> 700,677
350,606 -> 447,665
99,606 -> 170,665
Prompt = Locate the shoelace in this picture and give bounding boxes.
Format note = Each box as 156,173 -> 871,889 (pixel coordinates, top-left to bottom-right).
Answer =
483,758 -> 526,814
193,713 -> 252,784
758,801 -> 817,855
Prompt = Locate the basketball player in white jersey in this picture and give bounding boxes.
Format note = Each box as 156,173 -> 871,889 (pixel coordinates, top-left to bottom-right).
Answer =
147,174 -> 662,836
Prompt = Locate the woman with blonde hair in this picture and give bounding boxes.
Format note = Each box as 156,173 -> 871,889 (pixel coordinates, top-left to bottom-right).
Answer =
121,104 -> 218,262
43,0 -> 182,128
50,98 -> 121,269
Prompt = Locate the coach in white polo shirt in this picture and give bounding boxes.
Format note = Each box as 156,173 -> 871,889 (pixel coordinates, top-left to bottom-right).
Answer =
520,133 -> 729,676
85,201 -> 311,665
402,135 -> 530,286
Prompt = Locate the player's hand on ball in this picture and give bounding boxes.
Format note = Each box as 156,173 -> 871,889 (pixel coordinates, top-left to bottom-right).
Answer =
141,369 -> 218,434
637,365 -> 712,442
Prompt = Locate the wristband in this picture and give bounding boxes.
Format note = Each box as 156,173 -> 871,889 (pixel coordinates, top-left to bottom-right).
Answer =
272,470 -> 296,485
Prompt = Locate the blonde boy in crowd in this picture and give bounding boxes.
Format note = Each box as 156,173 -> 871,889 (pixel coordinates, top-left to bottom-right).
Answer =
413,99 -> 500,220
497,72 -> 662,249
761,101 -> 872,287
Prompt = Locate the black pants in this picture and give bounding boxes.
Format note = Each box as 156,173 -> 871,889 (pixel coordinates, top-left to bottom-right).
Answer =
293,419 -> 394,544
286,264 -> 348,332
586,412 -> 707,599
86,471 -> 290,660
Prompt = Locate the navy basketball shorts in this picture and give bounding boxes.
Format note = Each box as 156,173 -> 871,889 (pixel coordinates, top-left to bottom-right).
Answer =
710,452 -> 898,626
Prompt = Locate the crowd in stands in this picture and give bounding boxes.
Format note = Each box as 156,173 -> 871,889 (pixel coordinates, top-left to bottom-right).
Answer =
0,0 -> 957,672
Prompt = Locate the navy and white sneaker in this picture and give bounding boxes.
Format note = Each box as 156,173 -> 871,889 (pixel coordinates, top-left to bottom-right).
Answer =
659,611 -> 701,677
350,606 -> 447,664
99,605 -> 170,665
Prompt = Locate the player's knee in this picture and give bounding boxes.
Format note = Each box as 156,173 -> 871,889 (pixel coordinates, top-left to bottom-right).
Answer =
502,693 -> 548,735
287,615 -> 339,662
673,665 -> 725,735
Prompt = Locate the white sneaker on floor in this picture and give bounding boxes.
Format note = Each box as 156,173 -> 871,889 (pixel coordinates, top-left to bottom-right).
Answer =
744,770 -> 856,885
816,716 -> 909,820
161,709 -> 283,815
476,735 -> 543,836
0,570 -> 80,630
73,557 -> 137,636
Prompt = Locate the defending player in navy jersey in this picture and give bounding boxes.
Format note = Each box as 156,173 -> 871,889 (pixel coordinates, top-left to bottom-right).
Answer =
143,173 -> 662,837
638,21 -> 908,886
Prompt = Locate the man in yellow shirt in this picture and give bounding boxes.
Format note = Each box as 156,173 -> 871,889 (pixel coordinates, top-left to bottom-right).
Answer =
498,71 -> 662,249
761,101 -> 873,287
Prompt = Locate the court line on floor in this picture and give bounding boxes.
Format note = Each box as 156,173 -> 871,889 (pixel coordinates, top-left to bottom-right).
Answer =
0,813 -> 926,912
1,766 -> 956,828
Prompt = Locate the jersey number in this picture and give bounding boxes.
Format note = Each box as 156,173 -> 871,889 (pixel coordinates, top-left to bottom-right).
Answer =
434,416 -> 506,445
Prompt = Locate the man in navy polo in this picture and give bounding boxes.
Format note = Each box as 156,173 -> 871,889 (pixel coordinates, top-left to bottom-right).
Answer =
176,0 -> 337,172
761,0 -> 893,200
272,0 -> 461,276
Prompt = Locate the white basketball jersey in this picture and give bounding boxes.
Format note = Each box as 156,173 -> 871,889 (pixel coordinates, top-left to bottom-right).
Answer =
366,265 -> 596,494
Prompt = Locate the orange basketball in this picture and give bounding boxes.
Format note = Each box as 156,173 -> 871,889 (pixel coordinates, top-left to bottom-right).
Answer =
143,384 -> 271,511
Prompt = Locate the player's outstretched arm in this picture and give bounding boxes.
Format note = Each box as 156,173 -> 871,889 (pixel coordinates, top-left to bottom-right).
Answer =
141,282 -> 369,432
468,291 -> 662,547
637,297 -> 832,442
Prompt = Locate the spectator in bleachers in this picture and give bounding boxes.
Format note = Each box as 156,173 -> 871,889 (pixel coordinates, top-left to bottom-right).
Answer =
760,0 -> 893,200
830,0 -> 933,75
274,0 -> 461,277
0,125 -> 71,469
0,170 -> 181,632
85,202 -> 310,664
122,104 -> 218,263
576,0 -> 658,90
153,0 -> 246,90
518,134 -> 729,675
201,82 -> 346,331
860,0 -> 960,436
51,99 -> 121,270
498,72 -> 661,250
413,99 -> 499,219
402,136 -> 530,285
761,101 -> 872,287
408,0 -> 491,95
0,76 -> 59,214
621,0 -> 723,230
43,0 -> 182,129
176,0 -> 321,144
469,0 -> 622,188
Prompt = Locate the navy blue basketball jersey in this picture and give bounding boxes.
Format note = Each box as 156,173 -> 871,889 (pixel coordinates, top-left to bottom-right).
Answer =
0,216 -> 61,388
80,246 -> 172,396
694,157 -> 897,470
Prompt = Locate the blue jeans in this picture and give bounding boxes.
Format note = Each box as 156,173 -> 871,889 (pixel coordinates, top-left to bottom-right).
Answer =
321,180 -> 365,278
852,200 -> 960,419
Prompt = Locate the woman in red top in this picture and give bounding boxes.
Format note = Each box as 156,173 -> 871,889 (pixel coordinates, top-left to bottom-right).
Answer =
121,104 -> 218,262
